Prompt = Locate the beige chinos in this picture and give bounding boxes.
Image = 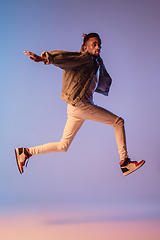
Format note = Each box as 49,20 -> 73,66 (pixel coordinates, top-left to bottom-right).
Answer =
29,99 -> 128,161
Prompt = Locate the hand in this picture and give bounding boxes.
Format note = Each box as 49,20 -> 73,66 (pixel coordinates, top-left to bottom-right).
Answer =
23,51 -> 47,62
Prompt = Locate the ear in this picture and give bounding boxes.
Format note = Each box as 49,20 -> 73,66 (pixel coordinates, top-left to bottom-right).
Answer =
83,45 -> 88,51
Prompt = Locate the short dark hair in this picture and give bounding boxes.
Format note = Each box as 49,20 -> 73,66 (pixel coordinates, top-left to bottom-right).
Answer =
83,33 -> 101,45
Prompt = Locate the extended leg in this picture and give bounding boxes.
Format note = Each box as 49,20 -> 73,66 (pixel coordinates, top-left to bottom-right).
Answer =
15,111 -> 84,174
29,115 -> 84,155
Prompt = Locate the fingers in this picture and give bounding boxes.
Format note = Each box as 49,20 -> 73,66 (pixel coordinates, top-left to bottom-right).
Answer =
24,51 -> 37,58
29,56 -> 35,60
24,51 -> 38,62
23,51 -> 33,56
29,56 -> 40,62
24,51 -> 42,62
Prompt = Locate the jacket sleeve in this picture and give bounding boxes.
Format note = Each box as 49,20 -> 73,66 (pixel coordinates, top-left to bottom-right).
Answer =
41,50 -> 92,70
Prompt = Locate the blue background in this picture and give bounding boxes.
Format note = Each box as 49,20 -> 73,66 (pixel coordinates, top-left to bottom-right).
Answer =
0,0 -> 160,221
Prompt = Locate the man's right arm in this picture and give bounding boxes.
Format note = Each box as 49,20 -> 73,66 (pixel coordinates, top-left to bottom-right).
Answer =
41,50 -> 92,70
24,50 -> 92,70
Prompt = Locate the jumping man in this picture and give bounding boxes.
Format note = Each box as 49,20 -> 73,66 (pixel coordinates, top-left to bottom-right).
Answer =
15,33 -> 145,176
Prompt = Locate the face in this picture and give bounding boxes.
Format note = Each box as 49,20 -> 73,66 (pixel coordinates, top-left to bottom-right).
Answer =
84,37 -> 101,57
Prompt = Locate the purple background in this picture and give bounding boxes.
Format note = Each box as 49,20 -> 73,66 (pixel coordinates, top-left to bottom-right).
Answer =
0,0 -> 160,221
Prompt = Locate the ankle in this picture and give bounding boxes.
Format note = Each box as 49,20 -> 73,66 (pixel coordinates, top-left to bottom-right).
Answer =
120,157 -> 130,166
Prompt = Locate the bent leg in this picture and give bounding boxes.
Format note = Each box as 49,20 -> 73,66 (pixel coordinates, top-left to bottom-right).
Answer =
113,117 -> 128,161
29,114 -> 84,156
69,101 -> 128,161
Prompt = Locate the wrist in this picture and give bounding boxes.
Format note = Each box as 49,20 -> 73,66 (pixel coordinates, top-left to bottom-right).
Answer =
42,56 -> 47,62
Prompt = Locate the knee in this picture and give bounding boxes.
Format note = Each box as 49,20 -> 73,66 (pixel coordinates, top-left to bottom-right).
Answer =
58,142 -> 69,153
115,117 -> 125,127
61,146 -> 68,153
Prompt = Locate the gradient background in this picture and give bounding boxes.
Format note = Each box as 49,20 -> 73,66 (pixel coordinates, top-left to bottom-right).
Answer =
0,0 -> 160,239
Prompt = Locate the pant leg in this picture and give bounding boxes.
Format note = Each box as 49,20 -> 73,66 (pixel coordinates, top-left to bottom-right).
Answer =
69,100 -> 128,161
29,112 -> 84,156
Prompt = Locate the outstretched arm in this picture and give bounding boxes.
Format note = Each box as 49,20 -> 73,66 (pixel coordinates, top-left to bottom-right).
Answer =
23,51 -> 47,62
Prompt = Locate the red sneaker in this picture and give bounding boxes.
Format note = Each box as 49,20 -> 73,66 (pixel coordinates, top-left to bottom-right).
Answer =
120,158 -> 145,176
15,148 -> 32,174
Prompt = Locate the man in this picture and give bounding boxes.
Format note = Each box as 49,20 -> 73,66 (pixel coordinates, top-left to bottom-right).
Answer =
15,33 -> 145,176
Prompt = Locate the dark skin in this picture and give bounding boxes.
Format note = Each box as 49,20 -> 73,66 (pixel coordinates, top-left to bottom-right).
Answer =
83,37 -> 101,57
23,51 -> 47,62
23,37 -> 101,62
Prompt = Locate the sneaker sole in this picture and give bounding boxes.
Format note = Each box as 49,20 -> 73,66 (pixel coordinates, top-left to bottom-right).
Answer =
123,160 -> 145,176
15,148 -> 23,174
